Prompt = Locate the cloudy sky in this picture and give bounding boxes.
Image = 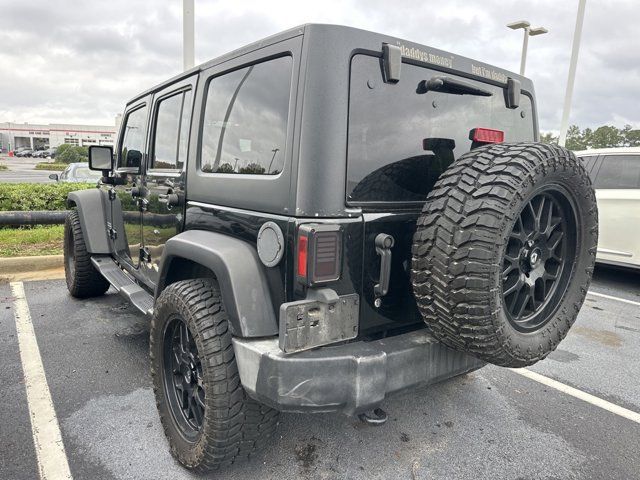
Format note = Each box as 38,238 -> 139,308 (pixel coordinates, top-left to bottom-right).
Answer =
0,0 -> 637,132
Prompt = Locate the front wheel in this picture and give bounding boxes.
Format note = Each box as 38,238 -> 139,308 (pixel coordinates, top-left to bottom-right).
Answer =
150,278 -> 279,472
64,210 -> 110,298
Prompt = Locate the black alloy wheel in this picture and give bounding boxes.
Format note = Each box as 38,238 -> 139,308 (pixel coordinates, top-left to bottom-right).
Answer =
501,187 -> 578,332
163,316 -> 205,440
150,278 -> 279,471
411,142 -> 598,367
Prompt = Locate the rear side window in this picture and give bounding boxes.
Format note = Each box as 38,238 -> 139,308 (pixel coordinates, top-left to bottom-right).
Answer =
593,155 -> 640,189
347,55 -> 535,204
151,90 -> 192,170
118,105 -> 148,170
578,155 -> 598,174
200,56 -> 292,175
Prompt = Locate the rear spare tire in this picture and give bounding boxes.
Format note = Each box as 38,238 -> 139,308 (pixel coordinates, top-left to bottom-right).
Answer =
411,143 -> 598,367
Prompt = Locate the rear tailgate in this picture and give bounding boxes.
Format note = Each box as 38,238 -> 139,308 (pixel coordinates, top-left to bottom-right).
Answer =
347,54 -> 536,335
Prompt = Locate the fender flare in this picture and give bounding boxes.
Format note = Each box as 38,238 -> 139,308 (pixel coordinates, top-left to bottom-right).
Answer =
156,230 -> 278,338
66,189 -> 111,254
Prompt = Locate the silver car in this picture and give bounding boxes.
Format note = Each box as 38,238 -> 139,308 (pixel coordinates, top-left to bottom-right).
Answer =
49,162 -> 103,184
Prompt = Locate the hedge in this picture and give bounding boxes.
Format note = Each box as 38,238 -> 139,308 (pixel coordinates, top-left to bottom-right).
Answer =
0,183 -> 95,211
35,163 -> 67,171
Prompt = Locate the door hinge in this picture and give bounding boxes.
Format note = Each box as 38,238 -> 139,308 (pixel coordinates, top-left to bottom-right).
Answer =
139,247 -> 151,264
108,188 -> 116,201
107,222 -> 117,240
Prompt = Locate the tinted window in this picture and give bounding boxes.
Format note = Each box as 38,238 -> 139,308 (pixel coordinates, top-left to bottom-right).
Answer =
594,155 -> 640,189
347,55 -> 535,203
200,56 -> 292,175
151,91 -> 192,170
578,155 -> 598,173
119,105 -> 148,169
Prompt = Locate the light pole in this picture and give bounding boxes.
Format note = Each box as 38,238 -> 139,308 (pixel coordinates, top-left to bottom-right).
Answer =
183,0 -> 195,70
507,20 -> 549,76
558,0 -> 587,147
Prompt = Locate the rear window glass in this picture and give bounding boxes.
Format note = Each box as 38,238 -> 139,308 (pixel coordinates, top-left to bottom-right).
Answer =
347,55 -> 535,204
594,155 -> 640,189
200,56 -> 292,175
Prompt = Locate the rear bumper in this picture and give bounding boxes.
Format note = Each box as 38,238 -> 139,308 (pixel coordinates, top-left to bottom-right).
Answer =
232,328 -> 484,416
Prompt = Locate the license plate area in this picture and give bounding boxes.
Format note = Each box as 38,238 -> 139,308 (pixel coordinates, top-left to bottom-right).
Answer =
279,292 -> 359,354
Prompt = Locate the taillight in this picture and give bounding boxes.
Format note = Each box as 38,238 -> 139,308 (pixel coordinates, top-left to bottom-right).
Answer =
296,224 -> 342,286
297,235 -> 308,277
470,127 -> 505,144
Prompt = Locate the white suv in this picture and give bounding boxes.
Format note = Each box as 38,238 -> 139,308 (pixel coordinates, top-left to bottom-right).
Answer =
576,147 -> 640,269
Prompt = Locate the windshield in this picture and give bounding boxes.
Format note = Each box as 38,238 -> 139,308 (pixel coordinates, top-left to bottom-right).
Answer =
347,55 -> 536,204
72,166 -> 101,179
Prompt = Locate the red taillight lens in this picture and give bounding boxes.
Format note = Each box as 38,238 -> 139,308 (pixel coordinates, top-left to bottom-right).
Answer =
297,234 -> 308,278
470,128 -> 504,144
296,225 -> 342,286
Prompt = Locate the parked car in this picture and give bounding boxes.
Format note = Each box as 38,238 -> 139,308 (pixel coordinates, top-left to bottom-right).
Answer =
63,24 -> 597,473
15,149 -> 33,157
576,147 -> 640,269
49,162 -> 103,183
44,147 -> 57,159
33,148 -> 51,158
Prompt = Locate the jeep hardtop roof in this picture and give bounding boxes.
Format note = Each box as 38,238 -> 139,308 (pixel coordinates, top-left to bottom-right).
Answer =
126,23 -> 534,107
121,24 -> 538,217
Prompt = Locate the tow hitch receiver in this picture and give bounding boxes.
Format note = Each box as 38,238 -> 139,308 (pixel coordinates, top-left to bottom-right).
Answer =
358,407 -> 388,426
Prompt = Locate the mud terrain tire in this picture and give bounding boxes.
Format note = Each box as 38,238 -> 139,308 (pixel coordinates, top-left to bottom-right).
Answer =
150,278 -> 279,472
411,143 -> 598,367
64,210 -> 110,298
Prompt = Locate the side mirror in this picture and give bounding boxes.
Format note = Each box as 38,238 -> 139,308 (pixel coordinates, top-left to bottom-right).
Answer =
88,145 -> 113,171
48,173 -> 59,181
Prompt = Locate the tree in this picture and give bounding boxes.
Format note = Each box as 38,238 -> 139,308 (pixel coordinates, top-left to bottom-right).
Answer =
540,132 -> 558,144
589,126 -> 623,149
239,162 -> 265,174
217,162 -> 235,173
56,143 -> 89,164
565,125 -> 588,151
622,124 -> 640,147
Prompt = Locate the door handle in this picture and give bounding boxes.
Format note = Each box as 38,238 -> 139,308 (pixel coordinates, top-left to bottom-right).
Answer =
158,193 -> 181,207
374,233 -> 395,298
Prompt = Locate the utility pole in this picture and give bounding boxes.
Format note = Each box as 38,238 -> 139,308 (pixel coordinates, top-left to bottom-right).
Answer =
558,0 -> 587,147
183,0 -> 195,70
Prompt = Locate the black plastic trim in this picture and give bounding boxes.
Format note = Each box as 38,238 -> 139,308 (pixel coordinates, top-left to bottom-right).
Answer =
66,189 -> 111,254
156,230 -> 278,337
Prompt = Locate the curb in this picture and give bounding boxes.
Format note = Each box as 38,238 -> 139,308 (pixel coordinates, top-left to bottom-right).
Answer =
0,255 -> 63,275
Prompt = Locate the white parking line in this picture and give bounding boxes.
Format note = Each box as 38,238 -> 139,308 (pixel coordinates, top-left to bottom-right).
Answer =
510,368 -> 640,425
11,282 -> 73,480
587,290 -> 640,308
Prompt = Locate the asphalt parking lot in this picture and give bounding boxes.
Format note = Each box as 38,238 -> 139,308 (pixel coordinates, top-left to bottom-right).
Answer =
1,266 -> 639,480
0,156 -> 57,183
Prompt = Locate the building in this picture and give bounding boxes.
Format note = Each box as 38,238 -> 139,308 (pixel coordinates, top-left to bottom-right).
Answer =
0,116 -> 121,153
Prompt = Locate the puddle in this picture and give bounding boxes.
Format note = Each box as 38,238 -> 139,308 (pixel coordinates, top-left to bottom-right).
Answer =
572,326 -> 623,347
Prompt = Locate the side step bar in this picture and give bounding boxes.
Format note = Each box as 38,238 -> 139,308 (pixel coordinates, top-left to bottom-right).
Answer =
91,256 -> 154,316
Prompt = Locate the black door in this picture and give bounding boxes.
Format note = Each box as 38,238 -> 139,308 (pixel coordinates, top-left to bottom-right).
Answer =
110,98 -> 150,270
140,76 -> 197,288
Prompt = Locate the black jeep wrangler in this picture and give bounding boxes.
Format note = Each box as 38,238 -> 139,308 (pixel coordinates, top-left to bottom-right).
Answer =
64,24 -> 598,472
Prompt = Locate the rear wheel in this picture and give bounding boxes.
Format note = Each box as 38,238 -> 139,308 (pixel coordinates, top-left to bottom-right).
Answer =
411,143 -> 598,367
150,279 -> 279,472
64,210 -> 110,298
